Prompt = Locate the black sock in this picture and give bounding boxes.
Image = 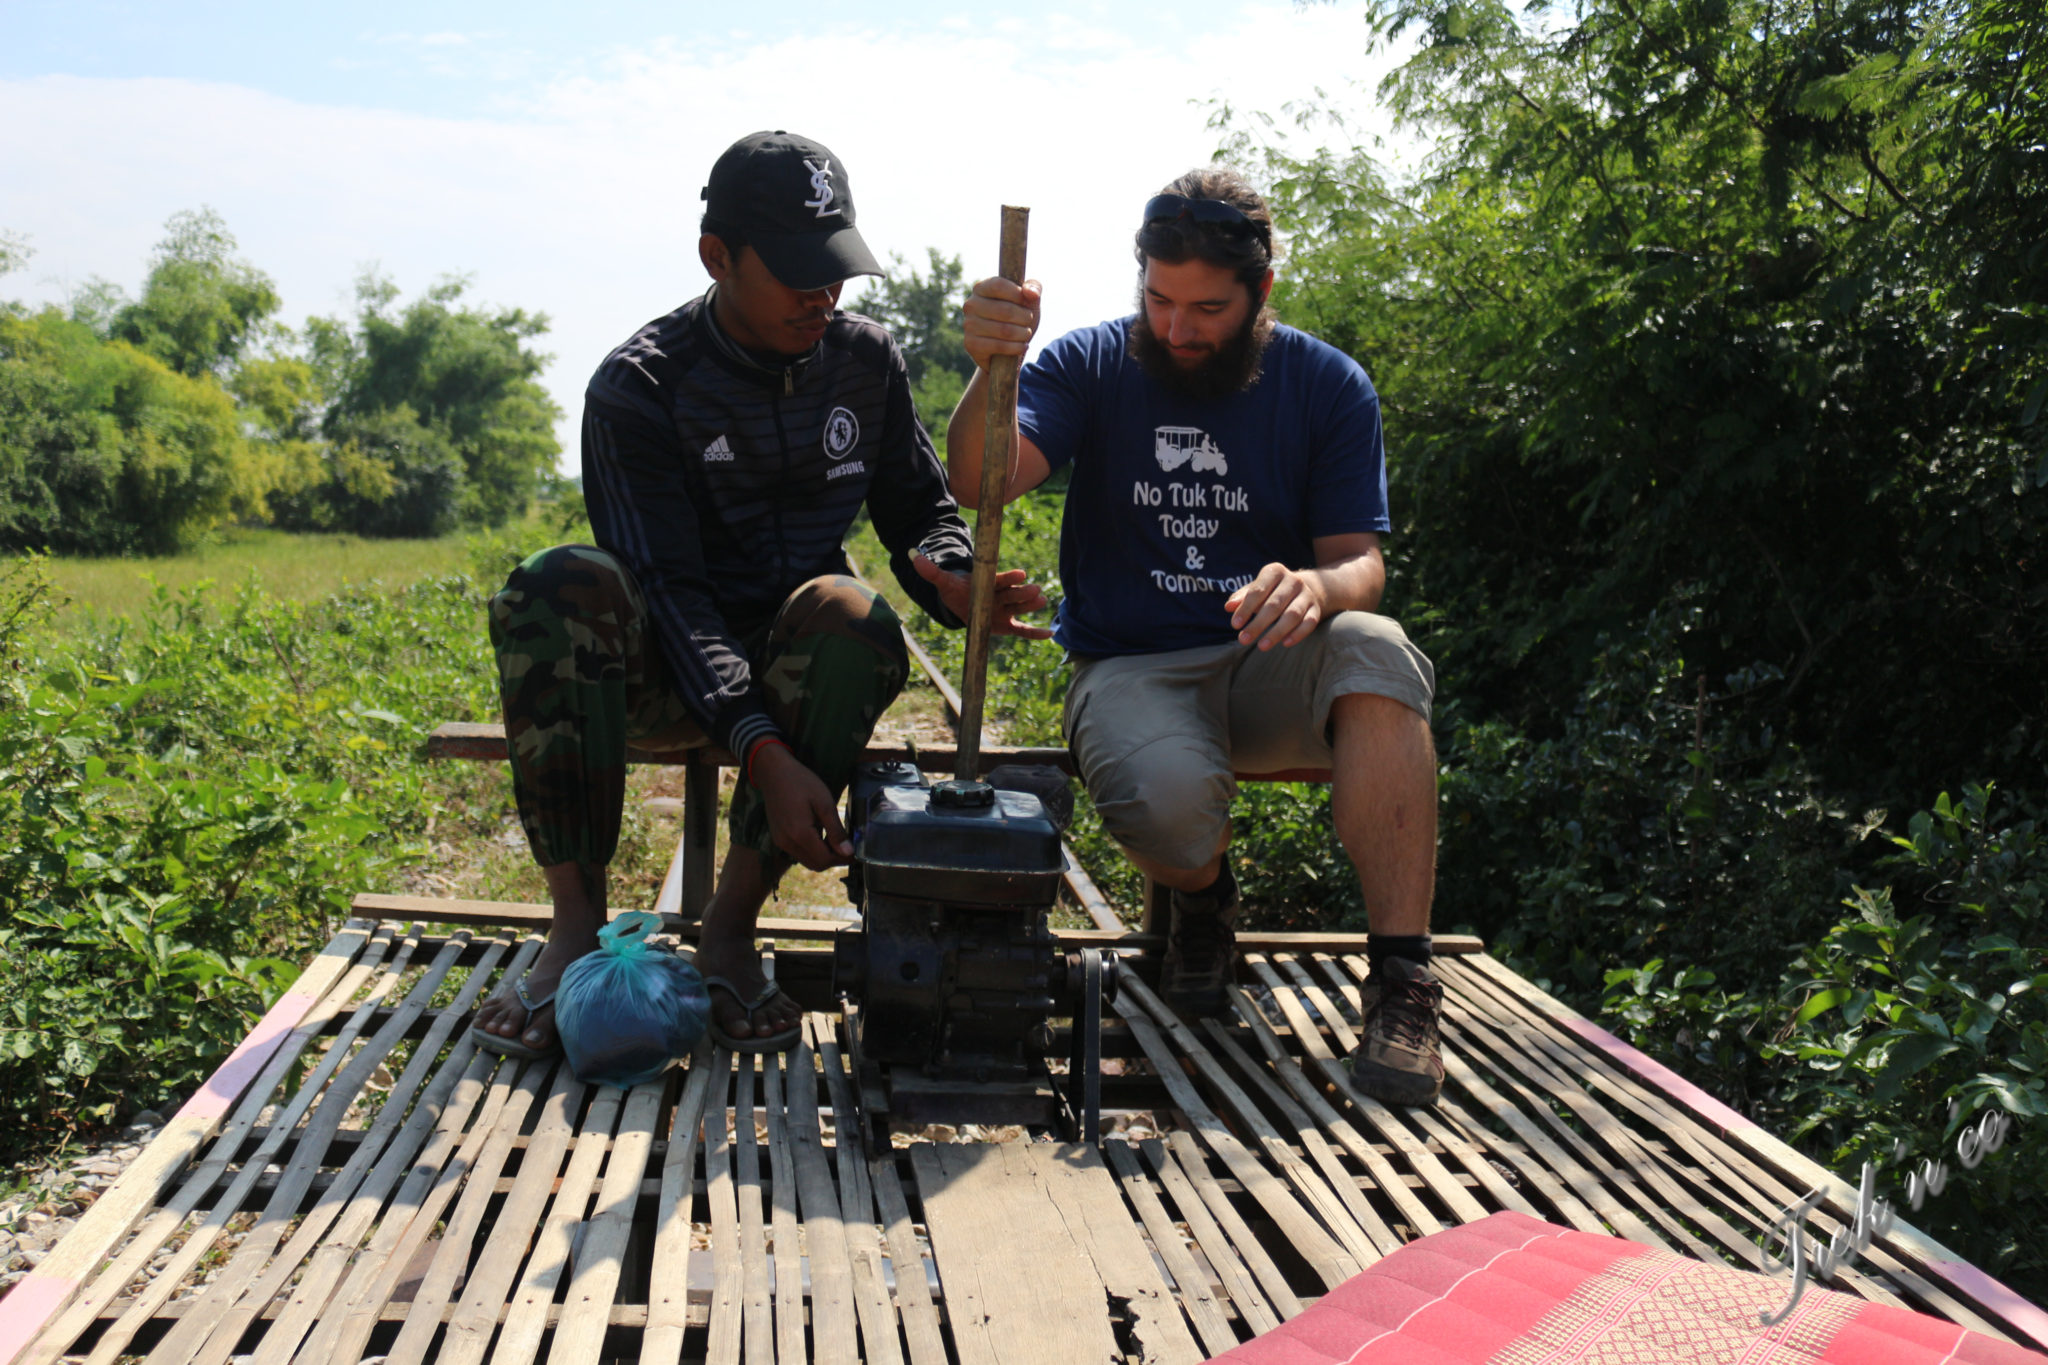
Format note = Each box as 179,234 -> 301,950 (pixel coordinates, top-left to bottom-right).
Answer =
1368,934 -> 1433,978
1175,862 -> 1236,907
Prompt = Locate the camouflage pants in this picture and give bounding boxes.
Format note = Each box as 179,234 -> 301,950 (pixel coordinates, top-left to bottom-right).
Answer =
488,544 -> 909,873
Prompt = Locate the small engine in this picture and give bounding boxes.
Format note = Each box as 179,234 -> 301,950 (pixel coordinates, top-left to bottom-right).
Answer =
834,762 -> 1114,1139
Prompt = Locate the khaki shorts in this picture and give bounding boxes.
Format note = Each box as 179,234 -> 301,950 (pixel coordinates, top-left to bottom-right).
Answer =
1063,611 -> 1435,872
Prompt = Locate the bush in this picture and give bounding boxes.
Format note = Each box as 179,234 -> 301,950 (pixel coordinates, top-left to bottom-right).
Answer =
1601,784 -> 2047,1292
0,311 -> 266,554
0,548 -> 500,1157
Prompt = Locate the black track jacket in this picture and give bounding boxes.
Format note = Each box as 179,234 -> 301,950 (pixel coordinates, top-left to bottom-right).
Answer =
582,290 -> 972,760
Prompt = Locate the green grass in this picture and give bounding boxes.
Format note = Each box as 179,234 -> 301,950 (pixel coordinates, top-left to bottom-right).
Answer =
45,526 -> 493,622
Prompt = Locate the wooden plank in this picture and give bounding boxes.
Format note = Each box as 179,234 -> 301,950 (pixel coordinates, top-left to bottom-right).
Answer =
782,1026 -> 859,1365
703,1055 -> 745,1365
1443,1041 -> 1662,1245
381,1059 -> 558,1365
493,1082 -> 628,1365
762,1051 -> 807,1365
1199,1019 -> 1403,1257
1113,976 -> 1372,1275
909,1143 -> 1122,1365
1059,850 -> 1128,932
1028,1144 -> 1204,1365
1311,953 -> 1703,1258
14,924 -> 392,1365
321,1053 -> 543,1364
732,1056 -> 776,1365
1435,1001 -> 1744,1263
438,717 -> 1348,786
1404,1103 -> 1542,1219
5,920 -> 381,1365
642,1051 -> 725,1365
552,1078 -> 671,1364
810,1020 -> 910,1365
1223,982 -> 1447,1240
149,931 -> 475,1365
427,721 -> 1076,775
286,1048 -> 525,1365
348,892 -> 1480,954
1141,1137 -> 1293,1328
180,936 -> 526,1365
232,941 -> 533,1365
439,1061 -> 586,1365
867,1152 -> 947,1365
1419,961 -> 1896,1293
241,1044 -> 504,1365
1100,1141 -> 1242,1356
1116,1000 -> 1358,1290
1241,956 -> 1491,1225
90,928 -> 426,1365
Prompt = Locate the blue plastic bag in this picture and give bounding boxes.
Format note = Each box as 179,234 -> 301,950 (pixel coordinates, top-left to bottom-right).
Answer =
555,912 -> 712,1088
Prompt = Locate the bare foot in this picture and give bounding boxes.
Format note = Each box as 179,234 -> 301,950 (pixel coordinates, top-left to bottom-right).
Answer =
694,933 -> 802,1042
473,929 -> 599,1051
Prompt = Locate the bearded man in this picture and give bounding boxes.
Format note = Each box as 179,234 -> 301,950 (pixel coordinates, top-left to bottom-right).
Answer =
947,167 -> 1444,1106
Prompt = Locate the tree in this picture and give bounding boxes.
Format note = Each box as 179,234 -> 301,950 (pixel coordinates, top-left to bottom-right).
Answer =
0,310 -> 262,553
110,209 -> 280,379
0,211 -> 276,552
852,250 -> 974,437
317,273 -> 561,529
2,214 -> 563,549
0,231 -> 29,284
1250,0 -> 2047,805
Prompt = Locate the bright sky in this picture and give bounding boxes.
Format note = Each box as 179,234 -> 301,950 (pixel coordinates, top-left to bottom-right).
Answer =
1,1 -> 1416,470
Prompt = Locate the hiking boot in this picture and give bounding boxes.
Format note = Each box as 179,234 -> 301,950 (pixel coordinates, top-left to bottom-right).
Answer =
1347,955 -> 1444,1106
1160,864 -> 1239,1014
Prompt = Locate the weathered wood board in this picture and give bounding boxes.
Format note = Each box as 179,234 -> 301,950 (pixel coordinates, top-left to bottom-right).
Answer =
6,910 -> 2044,1365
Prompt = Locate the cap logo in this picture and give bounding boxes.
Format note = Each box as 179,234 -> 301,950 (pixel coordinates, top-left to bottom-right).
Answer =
803,158 -> 843,219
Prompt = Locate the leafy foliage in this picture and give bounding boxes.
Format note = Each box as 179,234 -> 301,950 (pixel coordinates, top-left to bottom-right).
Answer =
0,310 -> 269,554
0,216 -> 563,554
106,208 -> 281,379
0,550 -> 501,1155
310,272 -> 562,529
851,250 -> 974,438
1603,785 -> 2047,1284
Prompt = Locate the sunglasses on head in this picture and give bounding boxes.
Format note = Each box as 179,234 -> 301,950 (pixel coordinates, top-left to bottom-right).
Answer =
1142,194 -> 1267,240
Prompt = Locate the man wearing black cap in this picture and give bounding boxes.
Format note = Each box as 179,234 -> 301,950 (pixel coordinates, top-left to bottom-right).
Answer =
946,166 -> 1445,1106
473,131 -> 1048,1060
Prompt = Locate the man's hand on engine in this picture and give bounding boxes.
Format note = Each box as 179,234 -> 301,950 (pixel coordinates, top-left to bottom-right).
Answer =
751,742 -> 854,869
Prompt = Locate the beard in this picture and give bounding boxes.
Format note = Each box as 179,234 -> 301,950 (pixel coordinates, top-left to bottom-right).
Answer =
1127,293 -> 1277,399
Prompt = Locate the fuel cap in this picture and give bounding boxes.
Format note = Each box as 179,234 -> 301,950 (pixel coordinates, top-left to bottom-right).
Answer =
929,779 -> 996,809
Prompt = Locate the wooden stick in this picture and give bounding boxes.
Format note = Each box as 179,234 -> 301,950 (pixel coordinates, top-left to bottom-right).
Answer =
956,204 -> 1030,781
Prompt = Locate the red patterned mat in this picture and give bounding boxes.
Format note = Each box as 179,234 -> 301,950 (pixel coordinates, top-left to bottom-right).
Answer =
1212,1210 -> 2046,1365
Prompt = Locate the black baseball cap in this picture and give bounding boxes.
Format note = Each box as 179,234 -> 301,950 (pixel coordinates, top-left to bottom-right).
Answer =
701,130 -> 884,291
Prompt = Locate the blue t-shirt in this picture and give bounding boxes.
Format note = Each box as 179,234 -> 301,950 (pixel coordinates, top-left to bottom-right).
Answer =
1018,317 -> 1390,657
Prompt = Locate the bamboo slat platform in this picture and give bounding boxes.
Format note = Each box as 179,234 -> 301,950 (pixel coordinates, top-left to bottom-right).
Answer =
5,905 -> 2046,1365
